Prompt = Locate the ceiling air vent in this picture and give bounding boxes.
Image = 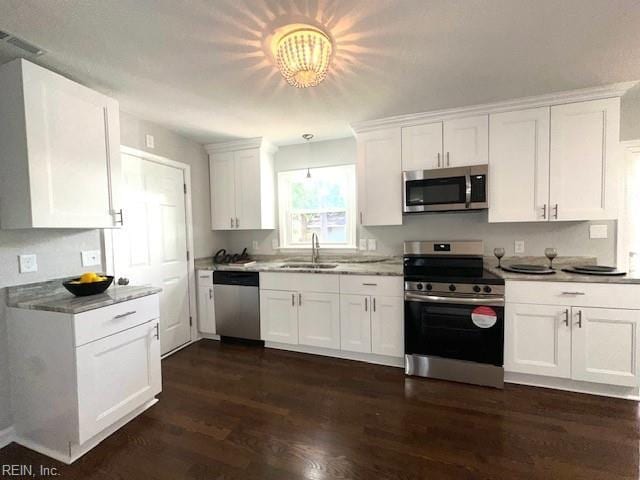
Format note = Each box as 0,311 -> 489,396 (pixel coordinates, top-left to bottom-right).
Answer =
0,30 -> 45,56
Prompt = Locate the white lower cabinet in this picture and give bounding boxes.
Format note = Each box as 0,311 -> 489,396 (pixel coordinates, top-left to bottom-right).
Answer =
196,271 -> 216,334
340,294 -> 372,353
76,320 -> 161,443
371,296 -> 404,357
260,290 -> 299,344
505,296 -> 640,389
298,292 -> 341,349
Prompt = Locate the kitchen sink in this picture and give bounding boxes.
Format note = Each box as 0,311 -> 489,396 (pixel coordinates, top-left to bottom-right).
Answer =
279,263 -> 338,269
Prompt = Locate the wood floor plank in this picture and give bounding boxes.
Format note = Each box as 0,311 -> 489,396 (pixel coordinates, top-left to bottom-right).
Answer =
1,339 -> 639,479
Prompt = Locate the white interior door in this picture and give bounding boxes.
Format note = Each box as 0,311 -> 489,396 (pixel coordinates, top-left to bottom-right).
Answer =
115,153 -> 191,355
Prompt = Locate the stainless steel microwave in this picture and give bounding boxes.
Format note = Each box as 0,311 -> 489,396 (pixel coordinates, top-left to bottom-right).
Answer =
402,165 -> 488,213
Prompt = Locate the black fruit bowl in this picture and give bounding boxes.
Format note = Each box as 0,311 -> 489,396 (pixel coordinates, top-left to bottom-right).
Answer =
63,276 -> 114,297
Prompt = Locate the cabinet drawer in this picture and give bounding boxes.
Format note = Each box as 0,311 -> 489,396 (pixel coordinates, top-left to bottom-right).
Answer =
74,294 -> 160,346
506,281 -> 640,309
339,275 -> 403,297
260,272 -> 339,293
197,270 -> 213,283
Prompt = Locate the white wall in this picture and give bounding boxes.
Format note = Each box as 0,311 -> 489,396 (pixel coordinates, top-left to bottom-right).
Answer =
119,112 -> 225,258
621,84 -> 640,142
225,137 -> 617,264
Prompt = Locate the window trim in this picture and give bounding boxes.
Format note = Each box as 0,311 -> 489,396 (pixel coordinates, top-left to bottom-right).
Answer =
277,164 -> 357,250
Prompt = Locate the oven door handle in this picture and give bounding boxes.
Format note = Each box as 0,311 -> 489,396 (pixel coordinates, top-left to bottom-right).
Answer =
404,292 -> 505,307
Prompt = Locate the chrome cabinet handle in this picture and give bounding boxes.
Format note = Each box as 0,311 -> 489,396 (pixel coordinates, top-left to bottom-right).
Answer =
360,212 -> 363,224
437,152 -> 441,168
563,309 -> 569,327
576,310 -> 583,328
235,217 -> 239,228
114,310 -> 136,319
373,297 -> 376,312
291,293 -> 295,307
446,152 -> 450,167
230,217 -> 234,228
542,204 -> 547,219
209,287 -> 213,300
298,293 -> 302,306
362,283 -> 377,286
553,204 -> 559,219
561,291 -> 585,295
114,208 -> 124,226
365,297 -> 368,311
154,323 -> 160,339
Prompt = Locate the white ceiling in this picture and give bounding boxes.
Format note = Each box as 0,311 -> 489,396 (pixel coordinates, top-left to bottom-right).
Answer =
1,0 -> 640,145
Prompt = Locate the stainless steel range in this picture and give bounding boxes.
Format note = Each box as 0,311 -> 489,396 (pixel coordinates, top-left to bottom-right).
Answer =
403,240 -> 505,388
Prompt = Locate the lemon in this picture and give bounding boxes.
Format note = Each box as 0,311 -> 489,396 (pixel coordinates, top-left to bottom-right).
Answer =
79,272 -> 99,284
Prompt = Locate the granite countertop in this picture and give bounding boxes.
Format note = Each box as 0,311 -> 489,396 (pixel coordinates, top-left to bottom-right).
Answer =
6,279 -> 162,314
195,255 -> 404,276
486,256 -> 640,285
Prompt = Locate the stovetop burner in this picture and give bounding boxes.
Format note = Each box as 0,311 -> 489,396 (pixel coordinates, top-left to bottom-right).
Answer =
500,264 -> 556,275
562,265 -> 627,276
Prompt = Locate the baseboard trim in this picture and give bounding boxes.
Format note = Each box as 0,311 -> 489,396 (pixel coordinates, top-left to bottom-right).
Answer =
264,342 -> 404,368
505,372 -> 640,400
0,426 -> 14,449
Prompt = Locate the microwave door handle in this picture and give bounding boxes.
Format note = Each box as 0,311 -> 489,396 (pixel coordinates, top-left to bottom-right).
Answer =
464,171 -> 472,208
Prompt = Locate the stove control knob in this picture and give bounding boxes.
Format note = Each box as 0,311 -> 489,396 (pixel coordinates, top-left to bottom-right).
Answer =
426,284 -> 433,291
416,283 -> 423,290
473,285 -> 481,293
483,285 -> 492,294
449,284 -> 456,292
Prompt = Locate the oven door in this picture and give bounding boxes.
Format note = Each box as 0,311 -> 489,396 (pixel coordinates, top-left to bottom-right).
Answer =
403,166 -> 487,213
404,292 -> 504,366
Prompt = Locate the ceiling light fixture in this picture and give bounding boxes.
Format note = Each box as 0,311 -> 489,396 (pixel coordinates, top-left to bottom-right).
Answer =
274,24 -> 333,88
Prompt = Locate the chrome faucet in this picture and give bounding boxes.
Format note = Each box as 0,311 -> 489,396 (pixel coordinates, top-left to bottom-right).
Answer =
311,233 -> 320,264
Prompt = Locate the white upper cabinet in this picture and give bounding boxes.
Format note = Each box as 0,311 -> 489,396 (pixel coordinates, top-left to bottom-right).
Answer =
0,58 -> 121,229
401,122 -> 443,171
549,98 -> 620,221
207,138 -> 276,231
356,127 -> 403,226
489,107 -> 550,222
442,115 -> 489,167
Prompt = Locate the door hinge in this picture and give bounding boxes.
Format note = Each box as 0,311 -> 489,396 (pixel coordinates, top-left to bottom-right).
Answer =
183,183 -> 187,194
189,316 -> 193,326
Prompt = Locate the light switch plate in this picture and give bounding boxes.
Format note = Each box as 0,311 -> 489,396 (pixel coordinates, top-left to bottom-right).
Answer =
81,250 -> 101,267
271,238 -> 279,250
252,240 -> 259,251
145,134 -> 155,149
19,254 -> 37,273
589,224 -> 608,239
367,239 -> 377,251
359,238 -> 367,250
514,240 -> 525,254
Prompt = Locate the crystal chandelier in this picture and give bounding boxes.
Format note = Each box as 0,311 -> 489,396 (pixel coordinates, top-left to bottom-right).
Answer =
274,25 -> 333,88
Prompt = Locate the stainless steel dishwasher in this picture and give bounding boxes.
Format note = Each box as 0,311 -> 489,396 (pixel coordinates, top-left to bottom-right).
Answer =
213,271 -> 260,341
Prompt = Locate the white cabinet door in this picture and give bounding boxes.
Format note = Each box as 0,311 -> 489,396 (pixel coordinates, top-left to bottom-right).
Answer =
571,307 -> 640,387
401,123 -> 443,171
489,107 -> 550,223
356,128 -> 403,226
371,296 -> 403,357
76,320 -> 161,444
504,303 -> 571,378
298,292 -> 341,350
197,284 -> 216,334
210,151 -> 236,230
260,290 -> 299,344
549,98 -> 620,221
234,148 -> 261,230
340,294 -> 371,353
443,115 -> 488,167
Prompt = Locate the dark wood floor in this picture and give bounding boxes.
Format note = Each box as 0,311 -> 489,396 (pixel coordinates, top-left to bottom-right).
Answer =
1,340 -> 639,479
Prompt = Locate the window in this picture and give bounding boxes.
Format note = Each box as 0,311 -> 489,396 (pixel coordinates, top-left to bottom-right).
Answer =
278,164 -> 356,249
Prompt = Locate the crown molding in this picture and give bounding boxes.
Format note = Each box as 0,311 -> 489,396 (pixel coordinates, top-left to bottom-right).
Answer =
204,137 -> 278,155
351,81 -> 639,134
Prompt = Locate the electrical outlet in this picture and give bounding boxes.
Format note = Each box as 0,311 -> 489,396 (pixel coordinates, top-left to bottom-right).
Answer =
359,238 -> 367,250
271,238 -> 279,250
19,254 -> 37,273
252,240 -> 259,251
145,134 -> 155,149
589,224 -> 608,239
514,240 -> 525,254
81,250 -> 101,267
367,239 -> 377,251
